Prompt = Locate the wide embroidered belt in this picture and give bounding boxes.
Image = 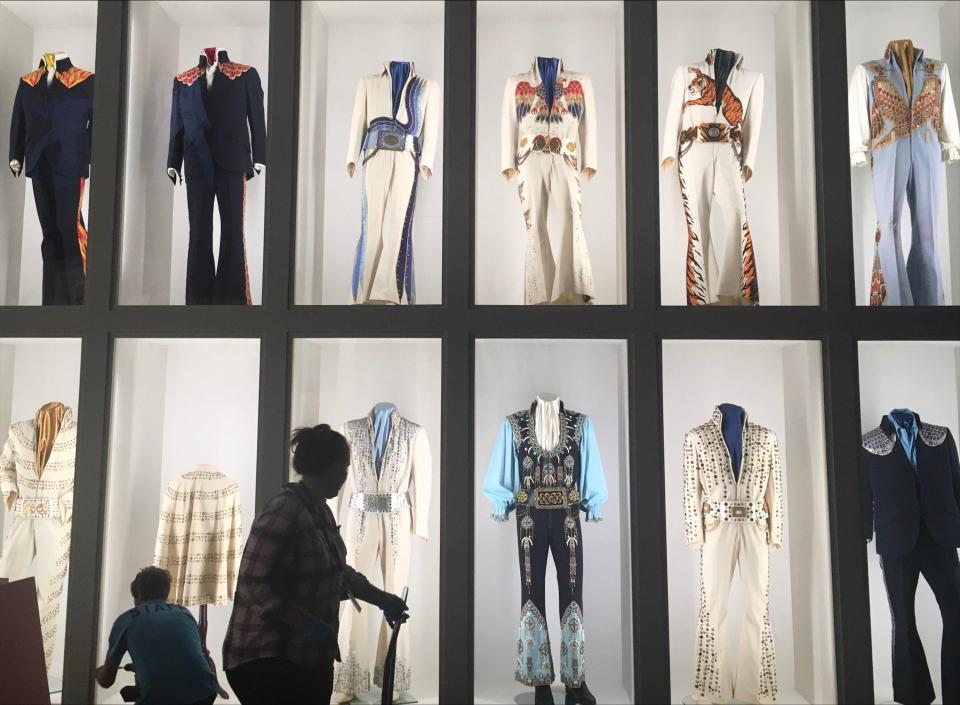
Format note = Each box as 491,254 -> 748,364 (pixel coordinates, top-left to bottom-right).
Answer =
362,127 -> 420,157
520,134 -> 577,156
681,122 -> 742,144
703,499 -> 767,524
14,497 -> 62,519
349,492 -> 411,513
517,487 -> 581,510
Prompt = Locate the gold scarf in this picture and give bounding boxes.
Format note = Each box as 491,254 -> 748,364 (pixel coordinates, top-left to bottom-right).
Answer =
888,39 -> 917,102
35,402 -> 66,478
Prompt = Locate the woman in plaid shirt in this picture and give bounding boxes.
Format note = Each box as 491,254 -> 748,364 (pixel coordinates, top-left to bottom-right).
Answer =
223,425 -> 408,704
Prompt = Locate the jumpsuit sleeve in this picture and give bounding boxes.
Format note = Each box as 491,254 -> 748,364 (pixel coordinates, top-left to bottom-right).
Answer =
578,416 -> 608,521
682,432 -> 703,548
500,77 -> 518,176
245,68 -> 267,167
410,427 -> 433,541
938,63 -> 960,162
345,78 -> 367,173
660,65 -> 686,165
483,417 -> 520,522
418,79 -> 441,176
848,65 -> 872,167
167,78 -> 185,175
765,434 -> 784,549
741,72 -> 764,174
579,74 -> 599,174
861,445 -> 875,544
0,431 -> 17,511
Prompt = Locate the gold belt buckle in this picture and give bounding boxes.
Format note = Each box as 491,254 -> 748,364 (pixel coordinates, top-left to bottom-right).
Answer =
730,505 -> 748,519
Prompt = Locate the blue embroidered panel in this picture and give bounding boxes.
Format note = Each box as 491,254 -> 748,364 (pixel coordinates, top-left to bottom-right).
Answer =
516,600 -> 554,686
559,601 -> 585,687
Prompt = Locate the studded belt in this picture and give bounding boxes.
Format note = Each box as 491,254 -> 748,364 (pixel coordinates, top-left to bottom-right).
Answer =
703,499 -> 767,523
349,492 -> 411,513
14,497 -> 61,519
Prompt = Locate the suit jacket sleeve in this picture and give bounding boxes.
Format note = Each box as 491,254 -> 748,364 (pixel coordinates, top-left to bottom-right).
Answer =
167,78 -> 185,174
411,427 -> 432,540
0,431 -> 17,511
948,430 -> 960,512
579,74 -> 598,174
848,65 -> 872,167
419,79 -> 441,175
860,448 -> 875,543
741,72 -> 764,173
345,78 -> 367,170
682,432 -> 703,547
938,64 -> 960,162
246,68 -> 267,166
9,81 -> 26,166
86,76 -> 95,163
500,77 -> 518,175
765,434 -> 784,548
660,66 -> 686,165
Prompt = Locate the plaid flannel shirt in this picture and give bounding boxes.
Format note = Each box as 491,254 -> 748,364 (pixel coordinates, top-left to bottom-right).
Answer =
223,482 -> 375,671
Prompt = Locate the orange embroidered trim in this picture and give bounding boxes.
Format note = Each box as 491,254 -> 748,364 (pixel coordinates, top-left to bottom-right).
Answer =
56,66 -> 93,89
77,179 -> 88,272
176,65 -> 204,86
869,226 -> 886,306
219,61 -> 251,80
21,69 -> 45,87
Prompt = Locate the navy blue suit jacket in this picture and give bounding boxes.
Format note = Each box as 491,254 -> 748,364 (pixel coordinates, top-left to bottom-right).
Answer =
8,57 -> 94,179
862,414 -> 960,557
167,51 -> 266,184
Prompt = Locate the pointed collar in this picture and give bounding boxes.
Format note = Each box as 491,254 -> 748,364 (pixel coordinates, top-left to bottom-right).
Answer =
884,40 -> 925,68
881,410 -> 921,436
37,56 -> 74,73
198,49 -> 229,69
705,49 -> 744,70
381,61 -> 417,77
532,56 -> 564,84
711,405 -> 748,429
530,399 -> 565,415
367,403 -> 399,427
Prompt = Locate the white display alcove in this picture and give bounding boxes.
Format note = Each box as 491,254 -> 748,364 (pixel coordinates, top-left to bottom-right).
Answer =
473,339 -> 632,704
857,341 -> 960,704
295,2 -> 445,306
657,1 -> 820,306
661,340 -> 836,704
0,1 -> 97,306
846,1 -> 960,306
475,2 -> 626,306
119,1 -> 269,305
0,337 -> 82,694
97,338 -> 260,704
290,338 -> 442,702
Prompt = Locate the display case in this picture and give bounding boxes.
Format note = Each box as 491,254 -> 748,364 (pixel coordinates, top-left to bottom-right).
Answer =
97,338 -> 260,703
118,1 -> 270,305
474,339 -> 632,703
295,2 -> 445,306
0,337 -> 82,693
0,1 -> 97,306
475,2 -> 626,306
858,341 -> 960,704
661,340 -> 836,704
657,1 -> 819,306
846,1 -> 960,306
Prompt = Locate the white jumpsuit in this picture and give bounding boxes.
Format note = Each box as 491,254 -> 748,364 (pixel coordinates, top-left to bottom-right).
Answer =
0,403 -> 76,670
682,407 -> 784,704
331,406 -> 432,697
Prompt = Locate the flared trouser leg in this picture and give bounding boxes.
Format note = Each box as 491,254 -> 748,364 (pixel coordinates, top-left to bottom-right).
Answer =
373,510 -> 413,693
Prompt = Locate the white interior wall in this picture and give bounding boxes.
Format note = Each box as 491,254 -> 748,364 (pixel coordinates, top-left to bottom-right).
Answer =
119,1 -> 269,305
0,338 -> 82,682
661,340 -> 834,704
98,339 -> 260,704
659,1 -> 816,307
846,1 -> 956,306
475,2 -> 626,306
0,1 -> 97,306
941,1 -> 960,305
289,338 -> 442,699
297,1 -> 445,306
857,342 -> 960,704
473,339 -> 632,705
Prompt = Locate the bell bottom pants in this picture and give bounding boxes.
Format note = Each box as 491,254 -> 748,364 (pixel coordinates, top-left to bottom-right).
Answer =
515,153 -> 595,305
352,150 -> 418,305
31,162 -> 87,305
693,522 -> 777,704
879,525 -> 960,705
0,516 -> 72,669
185,169 -> 252,305
514,507 -> 586,688
334,509 -> 413,696
869,137 -> 945,306
677,142 -> 758,306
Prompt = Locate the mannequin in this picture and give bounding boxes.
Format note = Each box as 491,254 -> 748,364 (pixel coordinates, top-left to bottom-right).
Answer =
8,53 -> 69,175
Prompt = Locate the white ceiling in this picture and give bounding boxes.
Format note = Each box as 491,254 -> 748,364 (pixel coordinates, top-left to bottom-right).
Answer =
313,0 -> 443,23
156,0 -> 269,28
478,0 -> 620,20
1,1 -> 98,29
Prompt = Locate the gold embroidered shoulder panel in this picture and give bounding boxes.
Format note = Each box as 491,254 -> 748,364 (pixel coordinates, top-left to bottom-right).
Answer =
919,422 -> 948,447
21,68 -> 45,87
862,427 -> 895,455
56,66 -> 93,89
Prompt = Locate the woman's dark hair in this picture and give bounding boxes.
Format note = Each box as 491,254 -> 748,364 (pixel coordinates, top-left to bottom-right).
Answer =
291,424 -> 350,477
132,566 -> 172,602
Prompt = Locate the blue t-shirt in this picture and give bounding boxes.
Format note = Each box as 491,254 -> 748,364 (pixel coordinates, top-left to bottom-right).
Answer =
107,600 -> 218,705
